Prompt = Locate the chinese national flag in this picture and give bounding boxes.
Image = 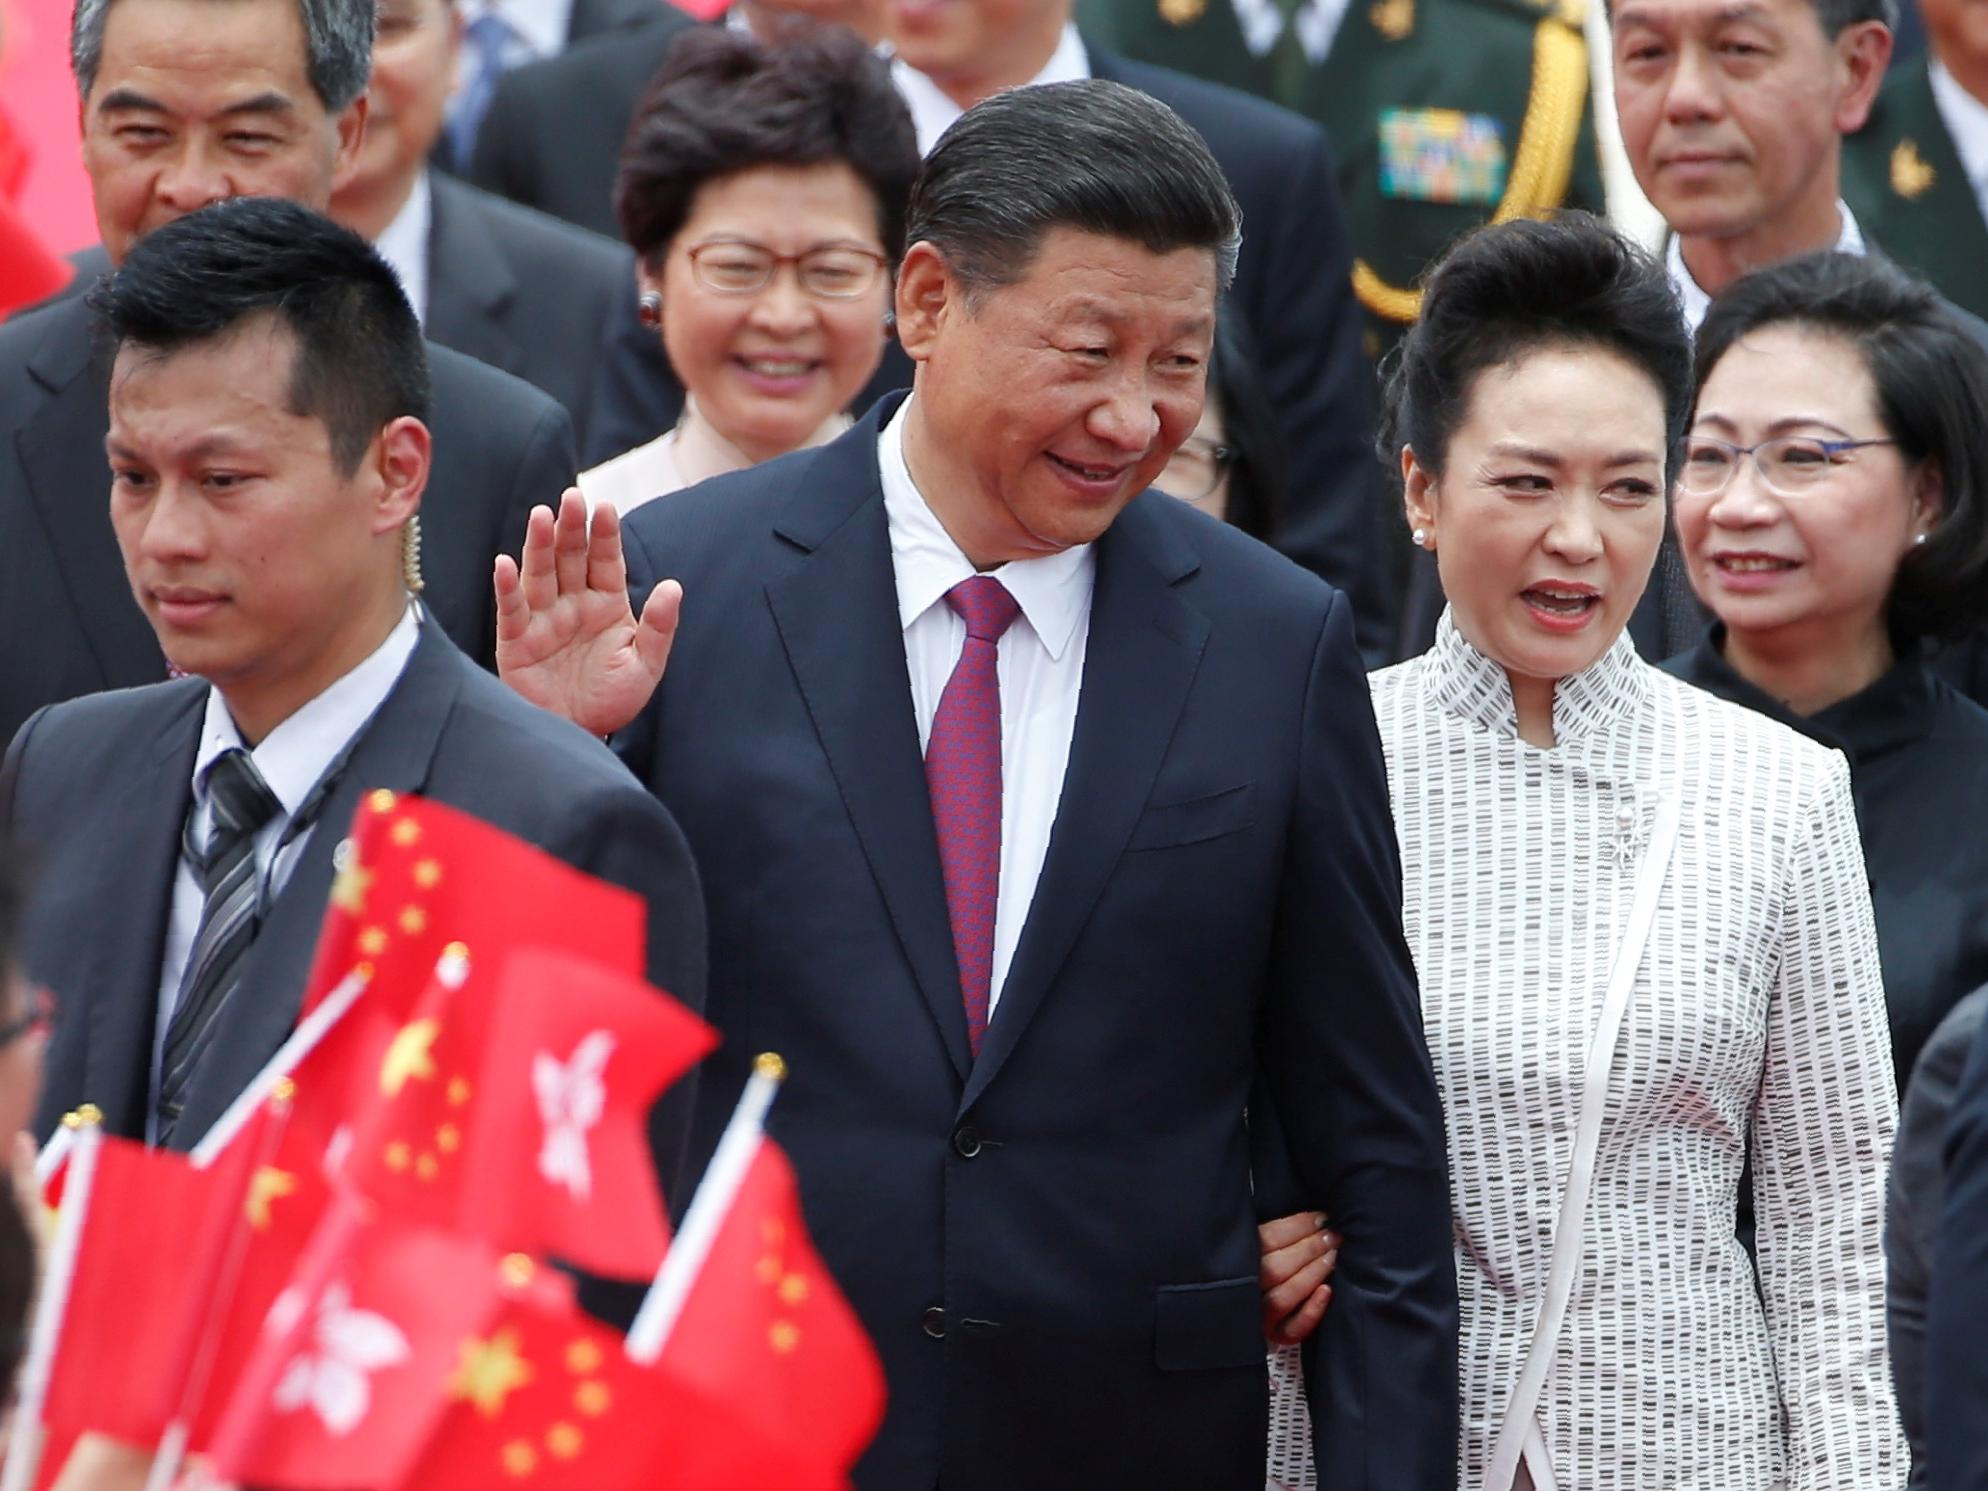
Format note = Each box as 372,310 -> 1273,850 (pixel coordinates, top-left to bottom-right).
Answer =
339,946 -> 714,1278
187,1096 -> 341,1449
205,1196 -> 509,1490
642,1139 -> 886,1488
396,1265 -> 671,1489
283,792 -> 651,1170
39,1130 -> 261,1450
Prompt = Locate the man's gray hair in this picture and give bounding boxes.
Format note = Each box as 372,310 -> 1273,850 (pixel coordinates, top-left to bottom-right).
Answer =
71,0 -> 375,111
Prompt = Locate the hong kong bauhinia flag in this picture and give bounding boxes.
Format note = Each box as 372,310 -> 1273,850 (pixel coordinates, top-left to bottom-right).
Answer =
206,1197 -> 510,1490
337,945 -> 714,1277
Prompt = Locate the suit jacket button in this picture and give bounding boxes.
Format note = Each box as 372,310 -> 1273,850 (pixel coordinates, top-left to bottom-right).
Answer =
921,1306 -> 947,1339
953,1125 -> 982,1158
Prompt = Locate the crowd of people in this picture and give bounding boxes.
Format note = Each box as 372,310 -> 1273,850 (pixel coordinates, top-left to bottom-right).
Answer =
3,0 -> 1988,1485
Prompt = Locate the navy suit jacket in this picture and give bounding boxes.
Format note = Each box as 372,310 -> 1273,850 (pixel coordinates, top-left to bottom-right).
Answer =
612,397 -> 1456,1490
4,624 -> 708,1186
0,286 -> 576,747
1928,1000 -> 1988,1490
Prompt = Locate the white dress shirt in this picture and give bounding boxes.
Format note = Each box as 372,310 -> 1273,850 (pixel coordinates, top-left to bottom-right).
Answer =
878,397 -> 1093,1013
1666,200 -> 1865,329
373,168 -> 434,329
892,23 -> 1091,156
1226,0 -> 1350,65
1929,58 -> 1988,229
151,605 -> 423,1125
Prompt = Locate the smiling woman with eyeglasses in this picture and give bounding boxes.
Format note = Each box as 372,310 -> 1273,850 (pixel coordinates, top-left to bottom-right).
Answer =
577,26 -> 919,516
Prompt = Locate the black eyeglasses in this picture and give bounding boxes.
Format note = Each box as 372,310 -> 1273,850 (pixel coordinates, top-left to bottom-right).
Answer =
1679,434 -> 1899,498
0,984 -> 54,1050
1156,434 -> 1238,502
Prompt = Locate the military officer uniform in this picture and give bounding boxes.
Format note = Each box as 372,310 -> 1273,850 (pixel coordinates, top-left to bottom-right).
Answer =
1076,0 -> 1606,358
1843,57 -> 1988,324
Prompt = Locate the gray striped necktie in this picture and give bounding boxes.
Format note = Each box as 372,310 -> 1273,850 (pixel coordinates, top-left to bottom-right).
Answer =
156,747 -> 282,1142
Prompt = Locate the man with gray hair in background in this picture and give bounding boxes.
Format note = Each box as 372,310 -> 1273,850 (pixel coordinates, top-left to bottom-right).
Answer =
0,0 -> 579,746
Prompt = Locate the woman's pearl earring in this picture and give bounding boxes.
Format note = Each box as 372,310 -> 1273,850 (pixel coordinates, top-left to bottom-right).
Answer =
1412,527 -> 1431,548
1915,532 -> 1930,546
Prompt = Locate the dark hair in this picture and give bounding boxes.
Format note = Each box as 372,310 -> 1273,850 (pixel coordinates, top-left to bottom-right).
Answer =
1605,0 -> 1895,32
1695,252 -> 1988,646
905,78 -> 1241,298
1204,305 -> 1285,539
615,26 -> 918,268
88,197 -> 430,476
73,0 -> 374,113
1380,212 -> 1692,483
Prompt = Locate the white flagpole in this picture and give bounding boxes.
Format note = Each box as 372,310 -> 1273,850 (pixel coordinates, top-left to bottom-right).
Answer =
0,1120 -> 105,1491
33,1104 -> 99,1191
625,1052 -> 787,1364
188,965 -> 370,1168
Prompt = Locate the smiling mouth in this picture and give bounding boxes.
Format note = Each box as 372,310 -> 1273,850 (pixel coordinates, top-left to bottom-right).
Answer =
1715,555 -> 1799,573
1520,585 -> 1599,617
736,356 -> 820,378
1047,452 -> 1127,484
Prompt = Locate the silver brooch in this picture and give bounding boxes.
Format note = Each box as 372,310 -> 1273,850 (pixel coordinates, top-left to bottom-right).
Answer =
1606,794 -> 1650,868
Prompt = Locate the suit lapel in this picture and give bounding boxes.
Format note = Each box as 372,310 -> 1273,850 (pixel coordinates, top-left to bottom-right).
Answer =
168,626 -> 467,1145
78,686 -> 206,1138
962,499 -> 1209,1110
423,177 -> 525,381
17,298 -> 165,691
763,410 -> 974,1080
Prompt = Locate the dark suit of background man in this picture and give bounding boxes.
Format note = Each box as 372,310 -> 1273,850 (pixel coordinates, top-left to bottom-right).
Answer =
331,0 -> 642,443
473,0 -> 1399,658
1927,999 -> 1988,1490
3,200 -> 706,1186
0,0 -> 580,750
495,80 -> 1456,1490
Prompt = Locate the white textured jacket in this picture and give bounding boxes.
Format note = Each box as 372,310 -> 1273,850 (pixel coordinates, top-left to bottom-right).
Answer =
1270,613 -> 1904,1491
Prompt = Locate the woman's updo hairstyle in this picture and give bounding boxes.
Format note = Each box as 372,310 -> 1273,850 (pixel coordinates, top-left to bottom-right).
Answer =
1695,251 -> 1988,647
1379,212 -> 1693,483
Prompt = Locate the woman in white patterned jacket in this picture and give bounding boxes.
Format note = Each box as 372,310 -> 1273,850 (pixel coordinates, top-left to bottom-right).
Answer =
1260,215 -> 1904,1491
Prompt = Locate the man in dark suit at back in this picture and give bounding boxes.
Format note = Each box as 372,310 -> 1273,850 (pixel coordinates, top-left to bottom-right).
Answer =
473,0 -> 1398,655
495,80 -> 1455,1489
0,0 -> 578,749
333,0 -> 641,441
1927,1002 -> 1988,1490
3,199 -> 705,1176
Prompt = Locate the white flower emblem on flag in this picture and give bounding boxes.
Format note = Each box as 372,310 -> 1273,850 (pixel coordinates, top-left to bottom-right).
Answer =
533,1029 -> 615,1201
271,1280 -> 412,1436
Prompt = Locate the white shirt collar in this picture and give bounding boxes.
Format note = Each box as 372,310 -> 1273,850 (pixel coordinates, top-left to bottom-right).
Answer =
459,0 -> 572,61
1665,200 -> 1865,329
373,168 -> 434,329
1930,57 -> 1988,196
1228,0 -> 1350,63
877,396 -> 1092,661
892,22 -> 1091,157
191,603 -> 423,817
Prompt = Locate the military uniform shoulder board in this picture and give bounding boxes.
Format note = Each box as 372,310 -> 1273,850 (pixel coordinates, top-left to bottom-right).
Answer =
1891,138 -> 1935,200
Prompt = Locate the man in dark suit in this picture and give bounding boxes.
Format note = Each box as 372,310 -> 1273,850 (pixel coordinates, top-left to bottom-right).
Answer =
4,199 -> 705,1175
1928,997 -> 1988,1490
334,0 -> 642,439
496,80 -> 1455,1489
1843,0 -> 1988,323
472,0 -> 1397,655
0,0 -> 578,748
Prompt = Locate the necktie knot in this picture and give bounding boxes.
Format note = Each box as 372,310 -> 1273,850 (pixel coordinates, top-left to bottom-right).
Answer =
204,748 -> 281,843
465,10 -> 517,62
945,575 -> 1021,645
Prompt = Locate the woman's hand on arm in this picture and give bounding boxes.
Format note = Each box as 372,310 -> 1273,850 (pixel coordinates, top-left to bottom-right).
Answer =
1259,1210 -> 1340,1346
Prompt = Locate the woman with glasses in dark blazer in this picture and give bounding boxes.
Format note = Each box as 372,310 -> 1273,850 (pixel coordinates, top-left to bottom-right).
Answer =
1666,252 -> 1988,1101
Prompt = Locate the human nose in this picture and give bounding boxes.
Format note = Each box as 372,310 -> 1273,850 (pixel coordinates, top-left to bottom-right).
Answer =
1084,369 -> 1163,454
1705,451 -> 1783,528
744,267 -> 818,335
1542,494 -> 1605,563
1662,43 -> 1725,124
152,139 -> 234,216
137,480 -> 212,563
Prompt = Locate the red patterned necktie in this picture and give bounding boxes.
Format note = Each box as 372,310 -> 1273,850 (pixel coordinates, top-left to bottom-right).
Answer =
925,575 -> 1021,1057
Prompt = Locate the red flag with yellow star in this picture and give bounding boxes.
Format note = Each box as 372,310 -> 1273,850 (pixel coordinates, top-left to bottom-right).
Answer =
395,1259 -> 673,1489
339,945 -> 715,1278
38,1128 -> 262,1449
640,1137 -> 885,1488
205,1196 -> 514,1490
